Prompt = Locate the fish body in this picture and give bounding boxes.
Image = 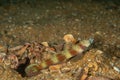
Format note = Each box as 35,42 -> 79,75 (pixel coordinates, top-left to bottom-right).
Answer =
25,38 -> 94,77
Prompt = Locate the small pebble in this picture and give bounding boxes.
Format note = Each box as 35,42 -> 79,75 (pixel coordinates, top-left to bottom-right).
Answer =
113,66 -> 120,73
61,67 -> 71,73
96,50 -> 103,54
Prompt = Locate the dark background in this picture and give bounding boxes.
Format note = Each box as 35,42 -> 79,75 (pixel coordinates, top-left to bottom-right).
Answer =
0,0 -> 120,6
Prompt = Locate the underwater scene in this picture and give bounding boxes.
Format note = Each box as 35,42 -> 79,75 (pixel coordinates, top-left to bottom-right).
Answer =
0,0 -> 120,80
